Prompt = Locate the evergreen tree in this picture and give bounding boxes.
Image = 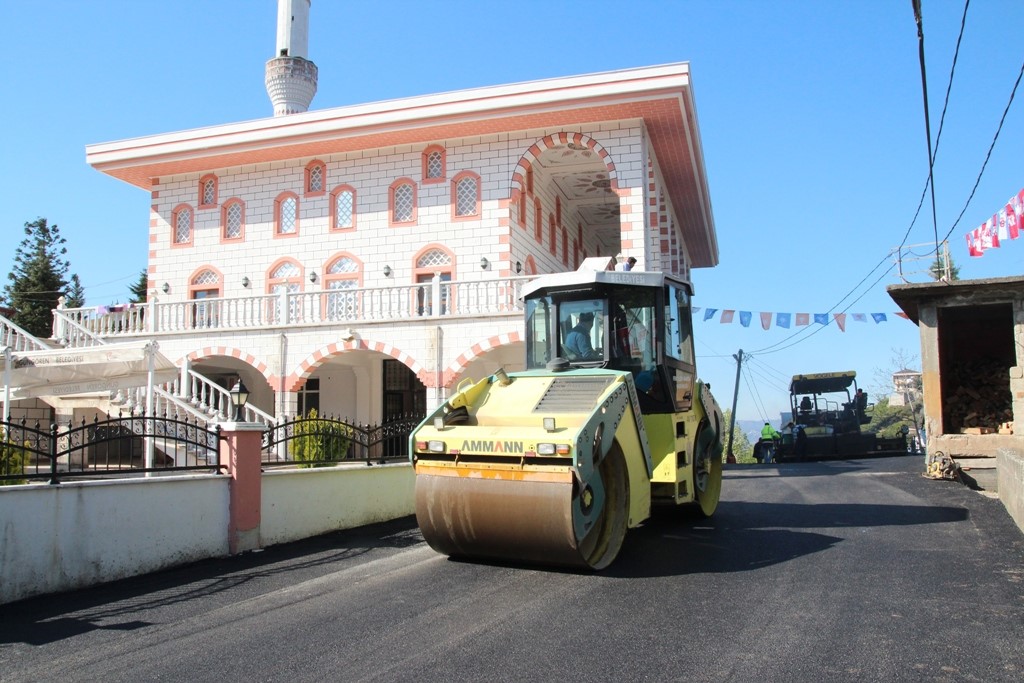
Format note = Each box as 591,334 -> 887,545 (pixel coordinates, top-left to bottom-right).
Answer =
2,218 -> 71,337
929,252 -> 960,281
129,269 -> 148,303
65,273 -> 86,308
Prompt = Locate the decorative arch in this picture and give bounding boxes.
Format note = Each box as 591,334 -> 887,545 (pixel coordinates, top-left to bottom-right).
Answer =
509,132 -> 618,199
184,347 -> 274,386
442,331 -> 523,388
287,339 -> 425,391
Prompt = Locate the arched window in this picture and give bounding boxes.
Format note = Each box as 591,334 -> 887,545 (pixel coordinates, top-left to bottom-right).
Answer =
555,196 -> 562,226
221,198 -> 245,241
189,267 -> 222,328
526,166 -> 534,195
305,160 -> 326,196
451,171 -> 480,220
324,253 -> 361,319
389,178 -> 417,226
172,204 -> 193,246
548,214 -> 557,256
330,185 -> 356,231
267,259 -> 303,323
413,246 -> 453,316
275,192 -> 299,236
517,189 -> 527,226
422,145 -> 446,183
561,226 -> 569,265
198,175 -> 218,208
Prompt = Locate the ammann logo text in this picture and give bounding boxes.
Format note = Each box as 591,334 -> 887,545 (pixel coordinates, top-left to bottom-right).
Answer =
461,440 -> 524,453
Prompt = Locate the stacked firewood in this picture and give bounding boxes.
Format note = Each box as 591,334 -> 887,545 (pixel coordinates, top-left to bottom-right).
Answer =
943,358 -> 1012,434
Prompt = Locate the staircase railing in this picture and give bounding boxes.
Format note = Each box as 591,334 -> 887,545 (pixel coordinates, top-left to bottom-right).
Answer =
1,314 -> 53,352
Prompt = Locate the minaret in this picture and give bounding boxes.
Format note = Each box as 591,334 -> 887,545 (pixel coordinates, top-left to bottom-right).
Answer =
265,0 -> 317,116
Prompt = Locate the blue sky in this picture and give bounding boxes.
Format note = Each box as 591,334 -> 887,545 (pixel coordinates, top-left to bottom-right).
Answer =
2,0 -> 1022,420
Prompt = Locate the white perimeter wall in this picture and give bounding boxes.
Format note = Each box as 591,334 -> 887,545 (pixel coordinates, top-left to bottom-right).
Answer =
0,464 -> 415,605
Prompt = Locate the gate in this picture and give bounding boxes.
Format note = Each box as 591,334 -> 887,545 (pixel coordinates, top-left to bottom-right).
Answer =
1,413 -> 222,485
262,413 -> 423,466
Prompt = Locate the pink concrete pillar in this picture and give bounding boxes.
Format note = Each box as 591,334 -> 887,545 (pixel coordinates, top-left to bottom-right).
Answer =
219,423 -> 265,554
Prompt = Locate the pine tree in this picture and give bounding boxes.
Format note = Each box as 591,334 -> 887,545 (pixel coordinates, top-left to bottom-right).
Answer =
929,253 -> 960,281
65,273 -> 86,308
129,269 -> 148,303
2,218 -> 72,338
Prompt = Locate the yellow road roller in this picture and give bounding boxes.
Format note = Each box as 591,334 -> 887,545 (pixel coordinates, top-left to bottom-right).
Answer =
410,264 -> 724,569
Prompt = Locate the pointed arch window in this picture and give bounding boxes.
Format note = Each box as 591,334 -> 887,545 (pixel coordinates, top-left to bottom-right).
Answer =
330,184 -> 356,231
413,246 -> 453,316
325,253 -> 362,319
517,189 -> 527,226
172,204 -> 193,246
305,160 -> 326,196
422,145 -> 446,183
198,175 -> 218,208
275,192 -> 299,237
452,171 -> 480,220
390,178 -> 417,226
221,198 -> 245,241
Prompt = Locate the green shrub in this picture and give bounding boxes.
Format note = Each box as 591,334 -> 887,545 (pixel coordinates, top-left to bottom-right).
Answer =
290,409 -> 353,468
1,429 -> 28,486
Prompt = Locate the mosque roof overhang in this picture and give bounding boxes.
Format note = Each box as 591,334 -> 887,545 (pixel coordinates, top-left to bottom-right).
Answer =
86,63 -> 718,267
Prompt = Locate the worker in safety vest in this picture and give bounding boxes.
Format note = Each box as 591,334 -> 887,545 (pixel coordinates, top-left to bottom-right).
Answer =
758,422 -> 781,464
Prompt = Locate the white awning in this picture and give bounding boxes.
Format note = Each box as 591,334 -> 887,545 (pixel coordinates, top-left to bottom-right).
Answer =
1,342 -> 178,400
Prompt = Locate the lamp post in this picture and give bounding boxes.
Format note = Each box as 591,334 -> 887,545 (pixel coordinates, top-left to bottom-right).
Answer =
229,379 -> 249,421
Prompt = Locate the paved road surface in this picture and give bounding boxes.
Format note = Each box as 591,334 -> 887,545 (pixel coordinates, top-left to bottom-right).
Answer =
2,455 -> 1023,682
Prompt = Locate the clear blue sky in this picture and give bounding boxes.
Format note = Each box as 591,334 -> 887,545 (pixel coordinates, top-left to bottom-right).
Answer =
2,0 -> 1022,420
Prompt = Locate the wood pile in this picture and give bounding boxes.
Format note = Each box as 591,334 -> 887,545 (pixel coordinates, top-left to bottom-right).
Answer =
943,358 -> 1013,434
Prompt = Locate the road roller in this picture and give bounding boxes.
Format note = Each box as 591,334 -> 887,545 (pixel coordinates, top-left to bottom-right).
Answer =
410,262 -> 724,569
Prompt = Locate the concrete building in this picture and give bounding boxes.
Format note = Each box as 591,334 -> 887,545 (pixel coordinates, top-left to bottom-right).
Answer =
2,1 -> 719,430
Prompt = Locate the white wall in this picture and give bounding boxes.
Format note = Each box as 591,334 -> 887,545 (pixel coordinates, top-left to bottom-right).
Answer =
260,463 -> 414,545
0,476 -> 229,604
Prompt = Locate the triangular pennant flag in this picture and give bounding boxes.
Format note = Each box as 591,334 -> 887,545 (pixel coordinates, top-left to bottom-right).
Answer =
894,311 -> 910,319
871,312 -> 887,323
720,309 -> 735,324
852,313 -> 866,323
833,313 -> 847,332
739,311 -> 752,328
795,313 -> 809,326
776,312 -> 791,329
693,306 -> 702,314
760,312 -> 772,330
814,313 -> 828,325
703,308 -> 718,322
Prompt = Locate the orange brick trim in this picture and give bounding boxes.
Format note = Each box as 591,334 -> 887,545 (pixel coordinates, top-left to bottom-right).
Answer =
287,339 -> 425,392
442,331 -> 522,388
184,348 -> 274,386
509,132 -> 618,199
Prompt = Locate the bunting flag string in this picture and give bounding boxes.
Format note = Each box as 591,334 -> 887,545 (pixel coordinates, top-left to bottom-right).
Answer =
689,306 -> 911,332
966,187 -> 1023,257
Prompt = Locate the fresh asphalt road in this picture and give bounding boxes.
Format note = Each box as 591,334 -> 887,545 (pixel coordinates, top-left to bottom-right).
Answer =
2,455 -> 1023,683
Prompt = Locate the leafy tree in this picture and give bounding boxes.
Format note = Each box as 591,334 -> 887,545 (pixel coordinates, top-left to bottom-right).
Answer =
862,396 -> 917,438
1,429 -> 28,486
929,252 -> 959,281
129,269 -> 148,303
65,273 -> 86,308
723,409 -> 755,464
2,218 -> 74,337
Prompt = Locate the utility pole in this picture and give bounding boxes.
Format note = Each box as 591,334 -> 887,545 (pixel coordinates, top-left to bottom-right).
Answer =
726,349 -> 744,464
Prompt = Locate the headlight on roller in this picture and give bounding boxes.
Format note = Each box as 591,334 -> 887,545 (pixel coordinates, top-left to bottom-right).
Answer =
537,443 -> 571,456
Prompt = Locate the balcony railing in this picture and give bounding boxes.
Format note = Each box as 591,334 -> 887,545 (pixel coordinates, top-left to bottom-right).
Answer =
53,275 -> 532,340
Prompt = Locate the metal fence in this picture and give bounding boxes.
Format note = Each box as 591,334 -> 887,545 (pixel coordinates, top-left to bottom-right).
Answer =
262,413 -> 423,467
1,413 -> 222,485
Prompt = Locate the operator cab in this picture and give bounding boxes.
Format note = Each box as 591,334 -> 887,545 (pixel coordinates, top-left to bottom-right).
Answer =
522,266 -> 697,414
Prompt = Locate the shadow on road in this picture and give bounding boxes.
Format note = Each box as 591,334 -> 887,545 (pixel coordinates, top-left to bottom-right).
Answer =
0,516 -> 421,647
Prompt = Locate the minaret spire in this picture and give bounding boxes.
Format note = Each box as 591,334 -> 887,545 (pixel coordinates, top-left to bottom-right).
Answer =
265,0 -> 318,116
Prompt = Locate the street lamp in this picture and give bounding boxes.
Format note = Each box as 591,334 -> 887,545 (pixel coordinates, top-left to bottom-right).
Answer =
229,379 -> 249,421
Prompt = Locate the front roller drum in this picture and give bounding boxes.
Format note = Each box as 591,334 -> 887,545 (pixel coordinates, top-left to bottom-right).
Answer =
415,450 -> 629,570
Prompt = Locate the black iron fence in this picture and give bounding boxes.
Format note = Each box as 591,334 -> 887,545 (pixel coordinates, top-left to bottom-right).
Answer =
1,413 -> 222,485
262,413 -> 423,467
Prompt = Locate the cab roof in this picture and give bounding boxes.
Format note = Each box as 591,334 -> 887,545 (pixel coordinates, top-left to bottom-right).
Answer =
789,371 -> 858,395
